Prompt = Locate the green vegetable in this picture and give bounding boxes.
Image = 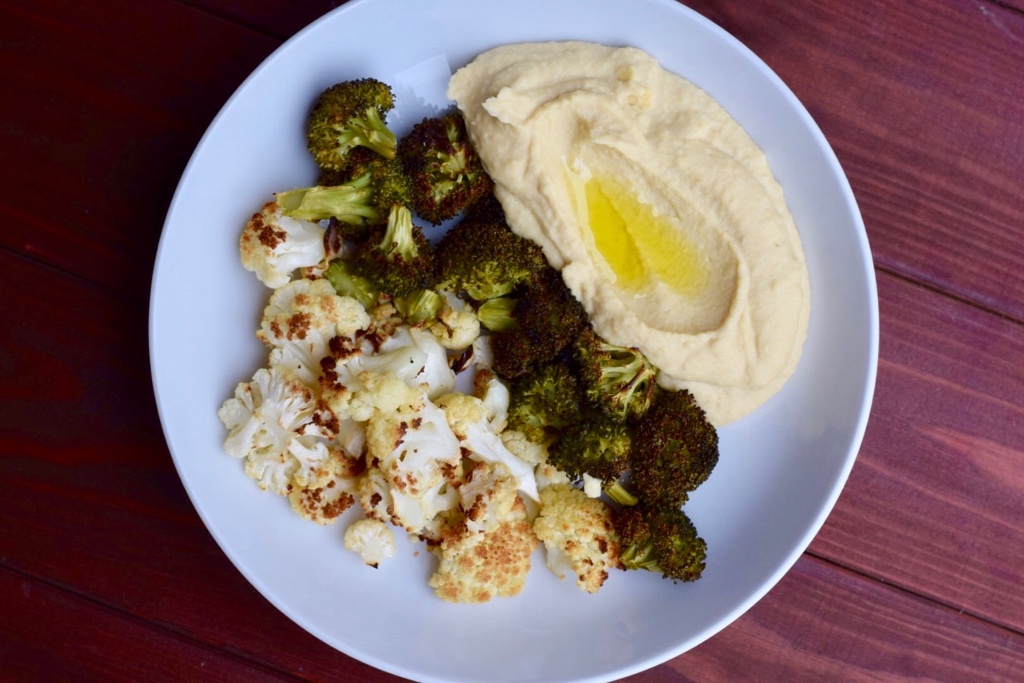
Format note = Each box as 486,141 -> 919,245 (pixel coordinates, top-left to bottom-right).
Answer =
547,412 -> 636,505
276,174 -> 378,225
575,326 -> 658,422
398,111 -> 493,224
434,219 -> 547,301
490,267 -> 587,379
506,362 -> 581,444
630,389 -> 719,508
615,504 -> 707,582
323,258 -> 379,310
307,78 -> 397,172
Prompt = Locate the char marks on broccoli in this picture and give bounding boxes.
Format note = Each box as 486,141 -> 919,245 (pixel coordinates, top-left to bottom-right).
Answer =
615,504 -> 707,582
399,111 -> 493,224
630,388 -> 719,509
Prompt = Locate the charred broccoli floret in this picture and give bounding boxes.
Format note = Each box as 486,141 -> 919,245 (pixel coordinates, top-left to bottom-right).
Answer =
434,220 -> 547,301
575,326 -> 658,422
398,111 -> 493,224
307,78 -> 397,173
491,267 -> 588,379
352,204 -> 434,297
630,389 -> 719,509
547,413 -> 637,505
365,156 -> 414,217
276,156 -> 413,244
506,362 -> 580,444
615,504 -> 707,582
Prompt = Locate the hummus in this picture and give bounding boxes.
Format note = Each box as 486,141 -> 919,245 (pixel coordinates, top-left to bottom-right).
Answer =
448,42 -> 810,425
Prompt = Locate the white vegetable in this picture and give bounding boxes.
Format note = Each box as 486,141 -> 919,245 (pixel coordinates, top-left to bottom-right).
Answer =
258,278 -> 371,385
240,201 -> 326,289
438,394 -> 539,502
217,366 -> 319,494
344,519 -> 396,568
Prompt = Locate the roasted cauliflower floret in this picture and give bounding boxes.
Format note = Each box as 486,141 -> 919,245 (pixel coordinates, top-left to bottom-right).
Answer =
426,295 -> 481,351
288,448 -> 363,524
344,518 -> 397,568
318,325 -> 456,424
428,495 -> 538,603
459,461 -> 519,535
259,278 -> 372,383
240,201 -> 326,288
436,393 -> 539,502
217,365 -> 320,495
533,484 -> 621,594
362,392 -> 462,534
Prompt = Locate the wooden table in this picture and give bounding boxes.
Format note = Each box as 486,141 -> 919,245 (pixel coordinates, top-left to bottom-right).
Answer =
3,1 -> 1022,680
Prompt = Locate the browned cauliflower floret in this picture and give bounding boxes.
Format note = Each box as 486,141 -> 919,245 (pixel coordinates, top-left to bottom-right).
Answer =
288,448 -> 363,525
429,496 -> 539,603
533,484 -> 621,594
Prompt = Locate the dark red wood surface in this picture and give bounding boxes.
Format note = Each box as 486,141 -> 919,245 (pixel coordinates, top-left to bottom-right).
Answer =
3,0 -> 1022,681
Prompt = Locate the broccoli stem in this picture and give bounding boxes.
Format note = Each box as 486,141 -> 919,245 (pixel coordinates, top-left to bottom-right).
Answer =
604,480 -> 638,506
395,288 -> 444,324
379,205 -> 419,260
324,260 -> 379,310
338,106 -> 397,160
277,173 -> 378,224
477,296 -> 517,331
620,542 -> 661,572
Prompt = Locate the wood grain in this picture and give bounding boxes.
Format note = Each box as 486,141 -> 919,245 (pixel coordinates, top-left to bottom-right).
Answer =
810,269 -> 1024,631
1,568 -> 295,683
652,557 -> 1022,682
0,0 -> 278,297
3,0 -> 1024,680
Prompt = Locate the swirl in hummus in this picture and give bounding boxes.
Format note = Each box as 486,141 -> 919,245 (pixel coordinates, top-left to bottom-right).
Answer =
449,41 -> 810,425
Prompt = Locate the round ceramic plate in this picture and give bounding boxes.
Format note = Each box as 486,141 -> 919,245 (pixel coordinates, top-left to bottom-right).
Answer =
150,0 -> 878,681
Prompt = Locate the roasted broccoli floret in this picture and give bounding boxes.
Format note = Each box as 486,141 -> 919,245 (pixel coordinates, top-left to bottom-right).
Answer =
276,173 -> 378,226
491,267 -> 588,379
630,389 -> 719,509
352,204 -> 434,297
398,111 -> 493,224
547,413 -> 637,505
365,155 -> 414,217
575,326 -> 658,422
307,78 -> 398,173
506,362 -> 580,444
434,220 -> 547,301
615,504 -> 707,582
323,257 -> 379,310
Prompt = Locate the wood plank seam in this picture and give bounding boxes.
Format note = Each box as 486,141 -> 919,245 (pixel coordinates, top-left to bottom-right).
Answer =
874,260 -> 1024,327
803,548 -> 1024,640
2,563 -> 311,682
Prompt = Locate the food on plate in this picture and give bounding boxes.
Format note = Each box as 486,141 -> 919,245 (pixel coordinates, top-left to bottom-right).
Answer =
398,111 -> 493,224
218,38 -> 810,603
306,77 -> 398,172
615,503 -> 706,582
449,41 -> 810,425
533,483 -> 621,593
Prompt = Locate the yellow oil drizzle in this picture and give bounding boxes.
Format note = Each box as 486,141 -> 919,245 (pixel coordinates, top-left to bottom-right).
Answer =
572,164 -> 706,297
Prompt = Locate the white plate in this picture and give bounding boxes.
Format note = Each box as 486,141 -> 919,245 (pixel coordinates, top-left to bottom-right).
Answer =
150,0 -> 878,681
